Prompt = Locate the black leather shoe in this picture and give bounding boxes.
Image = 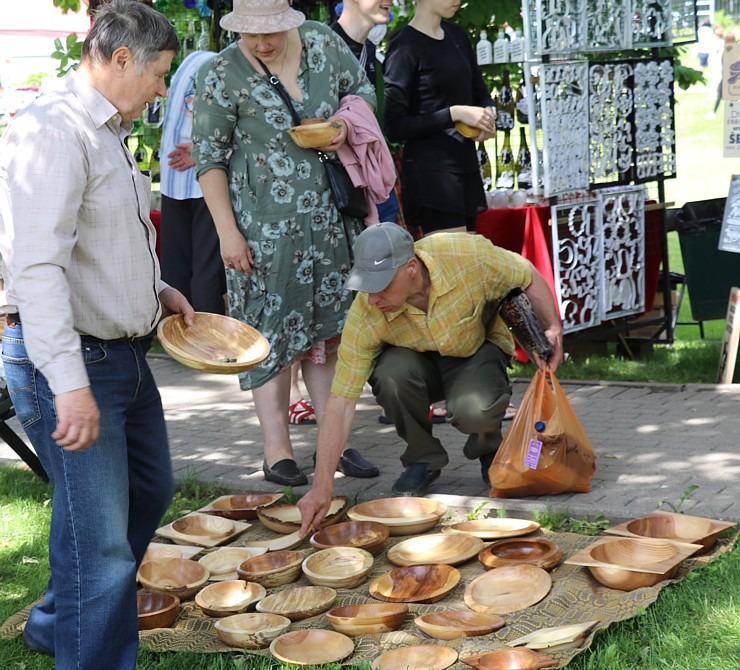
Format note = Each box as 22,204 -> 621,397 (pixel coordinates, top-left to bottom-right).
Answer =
22,628 -> 54,657
479,451 -> 496,486
392,463 -> 441,497
262,459 -> 308,487
337,448 -> 379,478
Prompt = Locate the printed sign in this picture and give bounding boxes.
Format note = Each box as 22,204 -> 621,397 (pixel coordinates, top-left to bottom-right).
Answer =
525,438 -> 543,469
723,42 -> 740,101
724,102 -> 740,158
717,287 -> 740,383
719,175 -> 740,253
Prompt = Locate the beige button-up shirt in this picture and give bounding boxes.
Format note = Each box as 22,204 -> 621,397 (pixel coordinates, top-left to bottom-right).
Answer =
0,71 -> 166,394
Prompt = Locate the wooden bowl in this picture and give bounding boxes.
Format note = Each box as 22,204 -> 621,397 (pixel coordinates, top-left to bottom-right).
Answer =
270,629 -> 354,665
507,620 -> 600,652
198,547 -> 267,581
171,513 -> 234,539
137,558 -> 210,600
372,644 -> 458,670
214,612 -> 291,649
256,585 -> 337,621
444,518 -> 540,540
455,121 -> 480,139
157,312 -> 270,374
478,538 -> 563,571
414,609 -> 505,640
236,550 -> 304,588
464,565 -> 551,614
201,493 -> 284,520
325,603 -> 408,636
257,496 -> 348,534
310,520 -> 389,556
348,497 -> 448,536
302,546 -> 374,588
194,580 -> 266,617
460,648 -> 558,670
369,564 -> 461,604
388,533 -> 484,567
137,592 -> 180,630
288,120 -> 342,149
143,543 -> 202,562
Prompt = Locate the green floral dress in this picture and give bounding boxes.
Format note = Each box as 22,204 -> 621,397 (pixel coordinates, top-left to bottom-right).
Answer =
192,22 -> 376,390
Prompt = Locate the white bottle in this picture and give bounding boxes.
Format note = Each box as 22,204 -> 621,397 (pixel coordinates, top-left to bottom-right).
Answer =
510,28 -> 524,62
493,30 -> 509,64
476,30 -> 493,66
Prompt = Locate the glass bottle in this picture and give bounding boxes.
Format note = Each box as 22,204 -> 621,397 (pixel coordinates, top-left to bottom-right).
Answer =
515,79 -> 528,125
142,96 -> 164,128
495,70 -> 515,132
478,142 -> 492,190
183,19 -> 196,58
495,130 -> 515,189
197,19 -> 210,52
493,30 -> 509,64
476,30 -> 493,66
510,28 -> 524,62
516,127 -> 532,191
149,146 -> 161,183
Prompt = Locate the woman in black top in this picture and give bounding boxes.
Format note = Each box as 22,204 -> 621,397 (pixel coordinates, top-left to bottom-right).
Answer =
384,0 -> 495,236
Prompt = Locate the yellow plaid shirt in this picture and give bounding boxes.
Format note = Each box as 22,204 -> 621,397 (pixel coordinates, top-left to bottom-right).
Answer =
332,233 -> 533,399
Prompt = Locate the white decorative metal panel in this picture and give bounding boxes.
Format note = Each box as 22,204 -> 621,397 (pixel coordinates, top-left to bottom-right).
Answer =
536,0 -> 588,55
631,0 -> 673,47
586,0 -> 630,51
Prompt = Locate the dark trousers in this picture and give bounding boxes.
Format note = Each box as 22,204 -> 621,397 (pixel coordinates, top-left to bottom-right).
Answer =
369,342 -> 512,471
160,195 -> 226,314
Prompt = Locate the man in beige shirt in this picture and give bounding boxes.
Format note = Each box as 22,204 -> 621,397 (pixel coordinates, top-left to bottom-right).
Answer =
0,2 -> 191,667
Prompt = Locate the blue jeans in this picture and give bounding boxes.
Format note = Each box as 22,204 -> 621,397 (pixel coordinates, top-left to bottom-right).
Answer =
2,323 -> 173,669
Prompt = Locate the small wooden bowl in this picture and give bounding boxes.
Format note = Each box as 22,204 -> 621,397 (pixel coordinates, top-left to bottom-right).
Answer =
198,547 -> 267,581
137,592 -> 180,630
464,565 -> 551,614
201,493 -> 284,520
157,312 -> 270,374
310,520 -> 389,556
288,120 -> 342,149
171,513 -> 234,539
214,612 -> 291,649
194,580 -> 266,617
257,496 -> 348,534
388,533 -> 484,567
348,497 -> 447,536
256,585 -> 337,621
478,538 -> 563,571
372,644 -> 458,670
270,629 -> 354,666
236,550 -> 304,588
302,546 -> 374,588
455,121 -> 480,139
444,518 -> 540,540
414,609 -> 505,640
137,558 -> 210,600
325,603 -> 408,636
369,564 -> 461,604
460,648 -> 558,670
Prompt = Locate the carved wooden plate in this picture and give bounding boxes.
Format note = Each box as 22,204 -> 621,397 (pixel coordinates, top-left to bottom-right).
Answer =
443,518 -> 540,540
387,533 -> 484,567
369,564 -> 461,604
372,644 -> 458,670
507,620 -> 600,652
464,565 -> 551,614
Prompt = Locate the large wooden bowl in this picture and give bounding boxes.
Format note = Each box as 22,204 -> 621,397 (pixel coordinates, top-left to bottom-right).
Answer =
388,533 -> 484,567
236,550 -> 304,588
302,546 -> 374,588
460,648 -> 558,670
256,585 -> 337,621
171,513 -> 235,539
369,564 -> 461,604
444,518 -> 540,540
137,592 -> 180,630
137,558 -> 210,600
194,580 -> 266,617
325,603 -> 408,636
198,547 -> 267,581
478,538 -> 563,571
200,493 -> 284,520
372,644 -> 458,670
464,565 -> 551,614
270,629 -> 354,665
287,120 -> 342,149
348,497 -> 447,536
310,520 -> 389,556
157,312 -> 270,374
214,612 -> 291,649
257,496 -> 348,534
414,609 -> 505,640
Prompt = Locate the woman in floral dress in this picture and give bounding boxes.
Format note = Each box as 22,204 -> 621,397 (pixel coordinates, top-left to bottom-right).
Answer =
192,0 -> 378,487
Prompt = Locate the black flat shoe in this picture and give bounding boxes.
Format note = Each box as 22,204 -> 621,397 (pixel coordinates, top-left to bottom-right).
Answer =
392,463 -> 441,497
262,459 -> 308,487
337,448 -> 379,478
479,451 -> 496,486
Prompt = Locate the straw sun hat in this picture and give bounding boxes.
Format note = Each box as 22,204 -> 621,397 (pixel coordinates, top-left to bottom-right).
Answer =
220,0 -> 306,34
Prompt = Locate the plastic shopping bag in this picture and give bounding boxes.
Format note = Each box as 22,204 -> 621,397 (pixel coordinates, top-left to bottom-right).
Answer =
488,369 -> 596,498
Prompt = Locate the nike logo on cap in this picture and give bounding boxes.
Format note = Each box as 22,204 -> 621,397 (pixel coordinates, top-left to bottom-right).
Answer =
373,259 -> 386,265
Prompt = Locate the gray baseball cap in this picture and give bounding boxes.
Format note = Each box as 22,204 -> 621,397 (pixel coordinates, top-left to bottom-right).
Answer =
345,223 -> 415,293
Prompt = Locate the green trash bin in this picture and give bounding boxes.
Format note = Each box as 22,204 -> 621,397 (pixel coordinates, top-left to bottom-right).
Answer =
676,198 -> 740,322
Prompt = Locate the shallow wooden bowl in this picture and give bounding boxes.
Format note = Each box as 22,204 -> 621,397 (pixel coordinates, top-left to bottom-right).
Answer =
507,620 -> 600,652
270,629 -> 354,665
194,580 -> 266,617
137,592 -> 180,630
236,550 -> 304,588
310,520 -> 389,556
143,543 -> 202,562
444,518 -> 540,540
414,609 -> 505,640
256,585 -> 337,621
157,312 -> 270,374
242,529 -> 308,552
325,603 -> 408,636
455,121 -> 480,139
478,538 -> 563,571
214,612 -> 291,649
201,493 -> 284,520
257,496 -> 348,534
388,533 -> 484,567
137,558 -> 210,600
464,565 -> 551,614
347,497 -> 447,536
372,644 -> 458,670
302,546 -> 374,588
171,513 -> 234,539
369,564 -> 461,604
288,120 -> 342,149
460,648 -> 558,670
198,547 -> 267,581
